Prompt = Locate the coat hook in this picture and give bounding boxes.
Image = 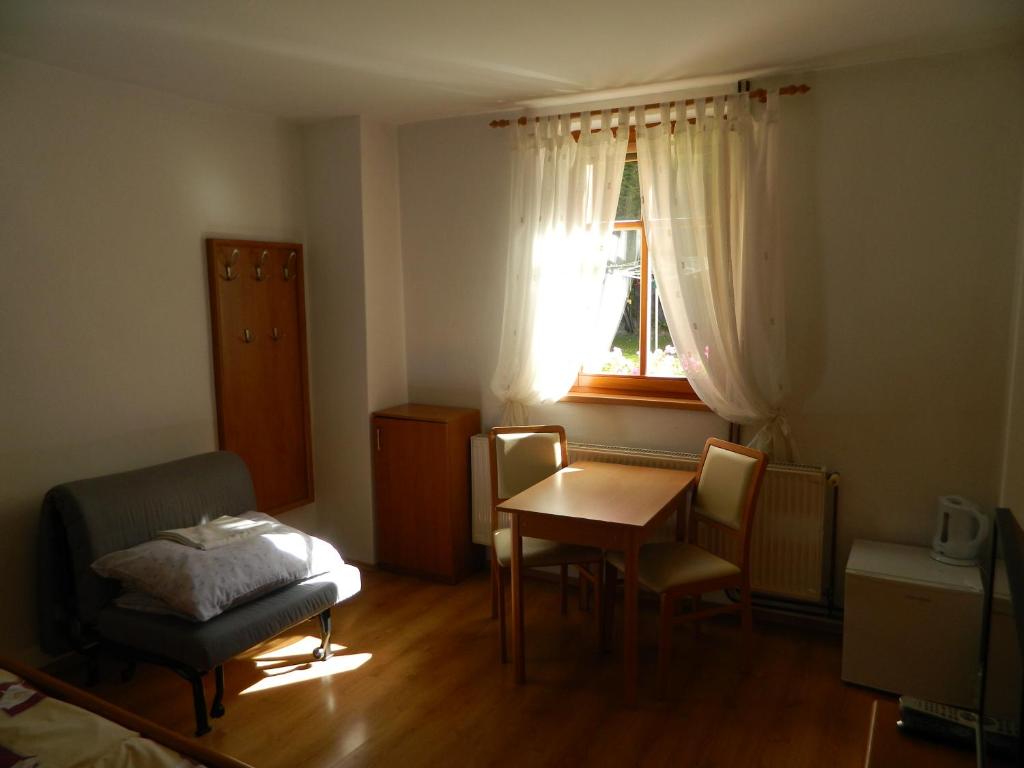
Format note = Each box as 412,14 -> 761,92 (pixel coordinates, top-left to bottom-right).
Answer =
271,327 -> 283,341
283,251 -> 296,281
253,250 -> 269,281
242,328 -> 255,343
220,249 -> 239,281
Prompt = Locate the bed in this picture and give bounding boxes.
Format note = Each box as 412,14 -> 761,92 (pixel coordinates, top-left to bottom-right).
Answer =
0,656 -> 252,768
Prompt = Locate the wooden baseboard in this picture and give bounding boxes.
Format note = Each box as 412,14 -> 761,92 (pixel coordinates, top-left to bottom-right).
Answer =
752,606 -> 842,634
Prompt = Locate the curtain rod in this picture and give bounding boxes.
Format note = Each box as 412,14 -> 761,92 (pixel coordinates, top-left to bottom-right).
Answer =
488,84 -> 810,128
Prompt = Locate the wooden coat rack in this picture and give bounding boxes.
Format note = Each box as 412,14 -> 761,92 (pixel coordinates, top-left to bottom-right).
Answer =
206,238 -> 314,514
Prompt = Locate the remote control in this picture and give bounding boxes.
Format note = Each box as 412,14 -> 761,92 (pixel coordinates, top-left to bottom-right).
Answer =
897,696 -> 1019,757
897,696 -> 977,749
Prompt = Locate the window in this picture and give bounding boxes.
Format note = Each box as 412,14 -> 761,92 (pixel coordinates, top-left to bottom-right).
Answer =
563,155 -> 705,410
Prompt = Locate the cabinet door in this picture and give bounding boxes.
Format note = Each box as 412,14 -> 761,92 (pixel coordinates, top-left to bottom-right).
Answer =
373,417 -> 451,577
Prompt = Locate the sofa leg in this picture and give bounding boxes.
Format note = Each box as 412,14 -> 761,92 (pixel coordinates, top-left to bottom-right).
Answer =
189,672 -> 211,737
313,609 -> 332,660
84,651 -> 100,688
210,665 -> 225,718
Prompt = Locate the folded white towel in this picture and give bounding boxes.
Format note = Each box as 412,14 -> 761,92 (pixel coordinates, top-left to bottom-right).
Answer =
156,514 -> 277,550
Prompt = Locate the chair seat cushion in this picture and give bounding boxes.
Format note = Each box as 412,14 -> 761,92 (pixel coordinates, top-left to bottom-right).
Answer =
492,529 -> 600,568
607,543 -> 740,594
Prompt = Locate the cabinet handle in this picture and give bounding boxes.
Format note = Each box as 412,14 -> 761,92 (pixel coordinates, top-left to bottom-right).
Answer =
376,428 -> 381,451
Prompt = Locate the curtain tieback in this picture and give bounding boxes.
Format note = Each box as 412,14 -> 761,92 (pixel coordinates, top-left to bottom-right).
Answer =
501,399 -> 531,427
767,410 -> 792,438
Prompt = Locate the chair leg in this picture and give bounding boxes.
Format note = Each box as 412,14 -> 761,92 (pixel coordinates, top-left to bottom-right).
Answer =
210,665 -> 225,718
84,646 -> 100,687
120,660 -> 136,683
498,567 -> 509,663
601,561 -> 617,652
188,672 -> 211,737
490,550 -> 499,619
657,594 -> 673,699
560,564 -> 568,615
741,588 -> 754,656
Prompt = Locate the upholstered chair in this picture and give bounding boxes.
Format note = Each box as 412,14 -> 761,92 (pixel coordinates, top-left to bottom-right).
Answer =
488,425 -> 604,662
605,437 -> 767,688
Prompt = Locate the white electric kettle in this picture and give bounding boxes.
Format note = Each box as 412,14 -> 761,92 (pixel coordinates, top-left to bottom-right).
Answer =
930,495 -> 989,566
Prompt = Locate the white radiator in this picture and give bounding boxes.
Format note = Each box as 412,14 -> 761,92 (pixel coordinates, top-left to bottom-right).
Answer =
470,436 -> 833,604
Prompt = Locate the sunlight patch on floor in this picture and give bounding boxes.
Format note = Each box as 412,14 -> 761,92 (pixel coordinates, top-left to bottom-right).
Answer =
253,635 -> 340,662
240,635 -> 372,695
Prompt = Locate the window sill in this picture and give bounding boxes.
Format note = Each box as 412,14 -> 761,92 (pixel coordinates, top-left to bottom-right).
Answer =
560,391 -> 711,411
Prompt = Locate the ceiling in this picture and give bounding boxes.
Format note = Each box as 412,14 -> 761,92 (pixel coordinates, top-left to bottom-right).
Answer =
1,0 -> 1022,124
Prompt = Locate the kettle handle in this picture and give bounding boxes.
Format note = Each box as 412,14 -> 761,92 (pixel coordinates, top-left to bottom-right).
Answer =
967,507 -> 991,549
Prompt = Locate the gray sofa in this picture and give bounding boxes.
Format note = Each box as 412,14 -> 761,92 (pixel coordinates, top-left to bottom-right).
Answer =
38,451 -> 358,735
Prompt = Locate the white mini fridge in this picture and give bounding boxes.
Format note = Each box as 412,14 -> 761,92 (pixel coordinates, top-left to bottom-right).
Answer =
842,539 -> 983,708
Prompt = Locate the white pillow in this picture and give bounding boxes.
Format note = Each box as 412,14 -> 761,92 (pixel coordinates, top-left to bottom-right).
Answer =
114,591 -> 194,620
91,512 -> 345,621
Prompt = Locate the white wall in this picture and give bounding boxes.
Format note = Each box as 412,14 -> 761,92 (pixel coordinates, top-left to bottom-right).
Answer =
398,44 -> 1024,600
360,119 -> 409,414
301,117 -> 373,561
0,55 -> 307,660
301,117 -> 409,564
783,45 -> 1023,593
1002,169 -> 1024,517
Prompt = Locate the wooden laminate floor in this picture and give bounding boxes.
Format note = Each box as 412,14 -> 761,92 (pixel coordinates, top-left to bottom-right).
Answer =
63,567 -> 876,767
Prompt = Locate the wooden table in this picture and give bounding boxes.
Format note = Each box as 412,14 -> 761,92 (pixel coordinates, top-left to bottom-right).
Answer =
498,460 -> 696,705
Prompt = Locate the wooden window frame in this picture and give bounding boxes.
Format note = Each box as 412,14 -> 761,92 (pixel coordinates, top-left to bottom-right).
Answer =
563,164 -> 707,411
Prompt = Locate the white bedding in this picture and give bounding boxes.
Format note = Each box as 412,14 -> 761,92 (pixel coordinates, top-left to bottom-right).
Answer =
0,669 -> 200,768
91,512 -> 348,622
156,515 -> 276,551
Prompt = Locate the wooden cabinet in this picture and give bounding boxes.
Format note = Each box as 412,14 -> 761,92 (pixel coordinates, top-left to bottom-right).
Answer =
372,404 -> 481,582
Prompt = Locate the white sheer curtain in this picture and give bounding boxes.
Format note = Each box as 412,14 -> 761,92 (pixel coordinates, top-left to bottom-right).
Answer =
491,110 -> 629,425
582,228 -> 633,371
636,93 -> 793,459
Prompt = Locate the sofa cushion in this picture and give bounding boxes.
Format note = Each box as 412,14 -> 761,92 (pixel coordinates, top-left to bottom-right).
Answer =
94,565 -> 361,670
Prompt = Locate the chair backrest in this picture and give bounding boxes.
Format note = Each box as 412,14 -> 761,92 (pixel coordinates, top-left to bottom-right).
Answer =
688,438 -> 767,574
488,425 -> 567,532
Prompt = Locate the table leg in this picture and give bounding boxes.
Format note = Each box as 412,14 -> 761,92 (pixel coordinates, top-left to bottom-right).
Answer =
510,513 -> 525,684
624,536 -> 639,706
